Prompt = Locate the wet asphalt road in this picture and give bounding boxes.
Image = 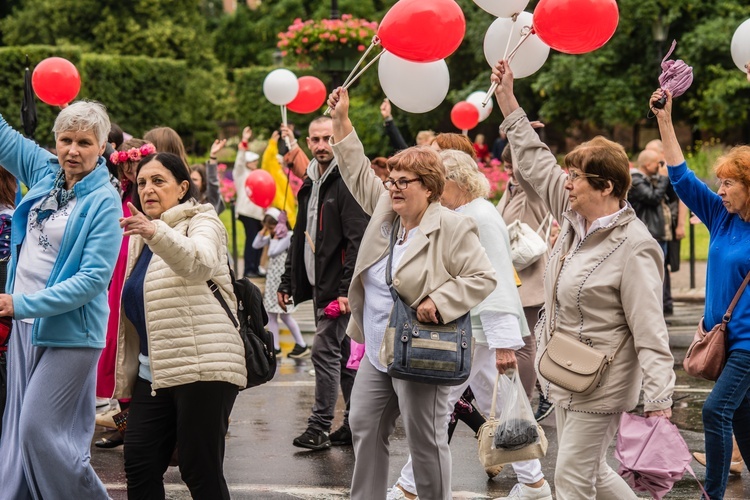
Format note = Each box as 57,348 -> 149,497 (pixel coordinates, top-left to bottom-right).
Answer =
91,343 -> 750,498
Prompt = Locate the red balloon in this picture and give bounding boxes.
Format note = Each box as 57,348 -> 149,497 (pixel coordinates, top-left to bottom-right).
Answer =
533,0 -> 619,55
451,102 -> 479,131
378,0 -> 466,63
32,57 -> 81,106
245,170 -> 276,209
287,76 -> 327,114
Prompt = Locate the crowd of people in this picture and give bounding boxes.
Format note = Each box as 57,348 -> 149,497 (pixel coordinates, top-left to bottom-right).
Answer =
0,58 -> 746,500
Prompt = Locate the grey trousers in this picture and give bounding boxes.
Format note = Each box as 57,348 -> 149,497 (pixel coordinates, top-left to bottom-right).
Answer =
0,320 -> 107,500
349,357 -> 453,500
307,311 -> 356,432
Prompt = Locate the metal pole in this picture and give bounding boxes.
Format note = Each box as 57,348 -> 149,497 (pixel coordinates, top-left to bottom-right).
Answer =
689,210 -> 696,289
331,0 -> 339,19
231,203 -> 239,269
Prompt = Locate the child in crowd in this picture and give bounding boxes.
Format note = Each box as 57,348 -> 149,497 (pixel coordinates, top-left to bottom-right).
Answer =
252,208 -> 310,359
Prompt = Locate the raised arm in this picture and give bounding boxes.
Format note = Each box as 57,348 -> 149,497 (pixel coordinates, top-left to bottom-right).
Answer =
0,114 -> 55,188
328,88 -> 387,216
651,90 -> 685,167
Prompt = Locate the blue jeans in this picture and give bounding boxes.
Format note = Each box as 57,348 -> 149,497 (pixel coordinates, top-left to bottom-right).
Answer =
702,349 -> 750,499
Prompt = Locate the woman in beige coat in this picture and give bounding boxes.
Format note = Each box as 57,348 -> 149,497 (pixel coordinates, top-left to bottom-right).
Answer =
115,152 -> 246,500
492,61 -> 675,499
327,88 -> 496,500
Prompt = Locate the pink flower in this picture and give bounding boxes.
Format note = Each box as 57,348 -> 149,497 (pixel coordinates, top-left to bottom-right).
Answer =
340,38 -> 348,43
329,35 -> 337,42
302,37 -> 308,43
118,151 -> 129,163
281,50 -> 288,56
358,44 -> 366,51
339,29 -> 347,34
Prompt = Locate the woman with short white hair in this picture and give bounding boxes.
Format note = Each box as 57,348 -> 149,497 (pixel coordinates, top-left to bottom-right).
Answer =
0,101 -> 122,499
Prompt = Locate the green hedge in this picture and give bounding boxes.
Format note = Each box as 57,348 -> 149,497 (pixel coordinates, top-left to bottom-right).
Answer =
0,45 -> 232,150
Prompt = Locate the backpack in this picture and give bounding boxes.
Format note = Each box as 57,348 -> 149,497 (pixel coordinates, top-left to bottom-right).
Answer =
208,270 -> 277,389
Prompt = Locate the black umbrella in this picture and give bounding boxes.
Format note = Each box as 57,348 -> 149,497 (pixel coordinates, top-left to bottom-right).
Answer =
20,55 -> 37,139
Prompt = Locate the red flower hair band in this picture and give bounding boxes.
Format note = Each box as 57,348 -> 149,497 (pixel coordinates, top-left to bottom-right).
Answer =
109,143 -> 156,165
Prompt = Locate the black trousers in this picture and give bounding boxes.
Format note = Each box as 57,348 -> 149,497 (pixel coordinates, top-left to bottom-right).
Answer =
238,215 -> 263,275
124,378 -> 238,500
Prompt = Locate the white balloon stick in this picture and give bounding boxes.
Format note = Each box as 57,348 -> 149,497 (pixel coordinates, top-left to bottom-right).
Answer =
325,48 -> 385,115
280,105 -> 291,149
482,28 -> 533,107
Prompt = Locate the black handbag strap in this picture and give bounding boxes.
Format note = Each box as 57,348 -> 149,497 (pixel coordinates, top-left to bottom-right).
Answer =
208,279 -> 239,329
385,217 -> 402,302
722,269 -> 750,323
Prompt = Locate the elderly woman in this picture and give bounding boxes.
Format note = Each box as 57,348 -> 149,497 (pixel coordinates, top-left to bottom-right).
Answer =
327,88 -> 496,500
0,101 -> 122,499
115,152 -> 246,499
653,89 -> 750,500
497,143 -> 554,417
493,60 -> 675,499
390,149 -> 551,500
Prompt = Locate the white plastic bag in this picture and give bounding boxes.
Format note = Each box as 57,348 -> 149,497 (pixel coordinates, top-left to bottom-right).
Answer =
493,371 -> 540,450
507,215 -> 552,270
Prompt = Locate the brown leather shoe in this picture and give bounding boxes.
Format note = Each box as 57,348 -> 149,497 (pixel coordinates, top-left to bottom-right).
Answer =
693,452 -> 744,475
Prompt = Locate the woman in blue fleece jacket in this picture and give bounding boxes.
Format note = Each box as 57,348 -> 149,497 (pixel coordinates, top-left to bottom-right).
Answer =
0,101 -> 122,500
654,89 -> 750,500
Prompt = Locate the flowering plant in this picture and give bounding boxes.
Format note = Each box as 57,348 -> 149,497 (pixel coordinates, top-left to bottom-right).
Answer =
477,158 -> 509,202
110,143 -> 156,165
217,163 -> 236,204
277,15 -> 378,66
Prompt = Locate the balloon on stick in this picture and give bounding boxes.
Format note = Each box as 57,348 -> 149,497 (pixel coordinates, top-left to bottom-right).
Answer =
484,12 -> 550,79
245,170 -> 276,209
731,19 -> 750,73
263,69 -> 299,105
378,52 -> 450,113
378,0 -> 466,62
473,0 -> 529,18
32,57 -> 81,106
466,91 -> 493,121
287,76 -> 327,114
533,0 -> 619,55
451,101 -> 480,132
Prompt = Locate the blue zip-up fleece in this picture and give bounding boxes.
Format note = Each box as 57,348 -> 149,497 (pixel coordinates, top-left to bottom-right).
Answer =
669,161 -> 750,352
0,115 -> 122,348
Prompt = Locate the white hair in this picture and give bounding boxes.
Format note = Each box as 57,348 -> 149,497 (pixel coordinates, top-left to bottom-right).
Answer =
439,149 -> 490,200
53,100 -> 111,146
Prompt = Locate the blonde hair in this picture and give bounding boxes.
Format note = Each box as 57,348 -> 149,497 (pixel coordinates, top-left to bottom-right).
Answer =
440,149 -> 490,200
415,130 -> 436,146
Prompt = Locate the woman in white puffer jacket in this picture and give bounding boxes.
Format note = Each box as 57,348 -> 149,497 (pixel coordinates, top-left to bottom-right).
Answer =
114,151 -> 246,500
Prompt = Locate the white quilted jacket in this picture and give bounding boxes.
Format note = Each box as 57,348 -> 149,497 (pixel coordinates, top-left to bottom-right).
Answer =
114,200 -> 247,398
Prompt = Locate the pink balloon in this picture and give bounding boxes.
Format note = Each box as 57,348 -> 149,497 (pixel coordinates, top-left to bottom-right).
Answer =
378,0 -> 466,62
245,170 -> 276,209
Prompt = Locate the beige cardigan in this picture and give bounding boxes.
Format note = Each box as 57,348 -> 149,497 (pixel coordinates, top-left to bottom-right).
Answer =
331,129 -> 497,344
502,108 -> 675,413
114,201 -> 247,398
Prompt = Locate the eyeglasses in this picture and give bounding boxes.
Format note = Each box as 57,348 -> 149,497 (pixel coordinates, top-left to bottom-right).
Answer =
383,177 -> 422,190
717,179 -> 738,189
568,169 -> 600,182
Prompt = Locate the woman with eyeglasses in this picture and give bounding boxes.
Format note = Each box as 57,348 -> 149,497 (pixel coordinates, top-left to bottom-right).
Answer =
492,60 -> 676,499
653,87 -> 750,500
326,87 -> 497,500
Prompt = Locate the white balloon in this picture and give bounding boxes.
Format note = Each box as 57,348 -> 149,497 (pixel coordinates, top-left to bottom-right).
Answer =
731,19 -> 750,73
467,91 -> 493,121
473,0 -> 529,18
378,52 -> 450,114
263,68 -> 299,105
483,11 -> 550,79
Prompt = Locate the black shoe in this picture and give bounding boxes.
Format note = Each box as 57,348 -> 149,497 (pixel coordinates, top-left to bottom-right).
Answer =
274,348 -> 282,357
95,430 -> 124,449
329,425 -> 352,446
534,395 -> 554,422
292,427 -> 331,450
664,305 -> 674,315
288,344 -> 312,359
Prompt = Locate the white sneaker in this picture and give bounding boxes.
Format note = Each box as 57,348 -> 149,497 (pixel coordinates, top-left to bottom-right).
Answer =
493,481 -> 552,500
386,485 -> 418,500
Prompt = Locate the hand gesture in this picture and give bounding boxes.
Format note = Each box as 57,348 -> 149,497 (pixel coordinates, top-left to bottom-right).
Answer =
0,294 -> 13,318
495,348 -> 518,374
491,60 -> 515,103
271,130 -> 280,142
650,88 -> 672,117
210,138 -> 226,159
380,98 -> 392,120
327,87 -> 350,121
242,126 -> 253,143
645,408 -> 672,419
280,124 -> 293,141
120,202 -> 157,239
416,296 -> 439,324
277,292 -> 290,312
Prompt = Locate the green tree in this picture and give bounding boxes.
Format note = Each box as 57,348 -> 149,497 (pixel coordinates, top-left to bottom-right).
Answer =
0,0 -> 215,66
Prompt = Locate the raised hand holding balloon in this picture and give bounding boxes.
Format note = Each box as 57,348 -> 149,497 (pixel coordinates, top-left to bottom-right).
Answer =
650,41 -> 693,113
263,69 -> 299,149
